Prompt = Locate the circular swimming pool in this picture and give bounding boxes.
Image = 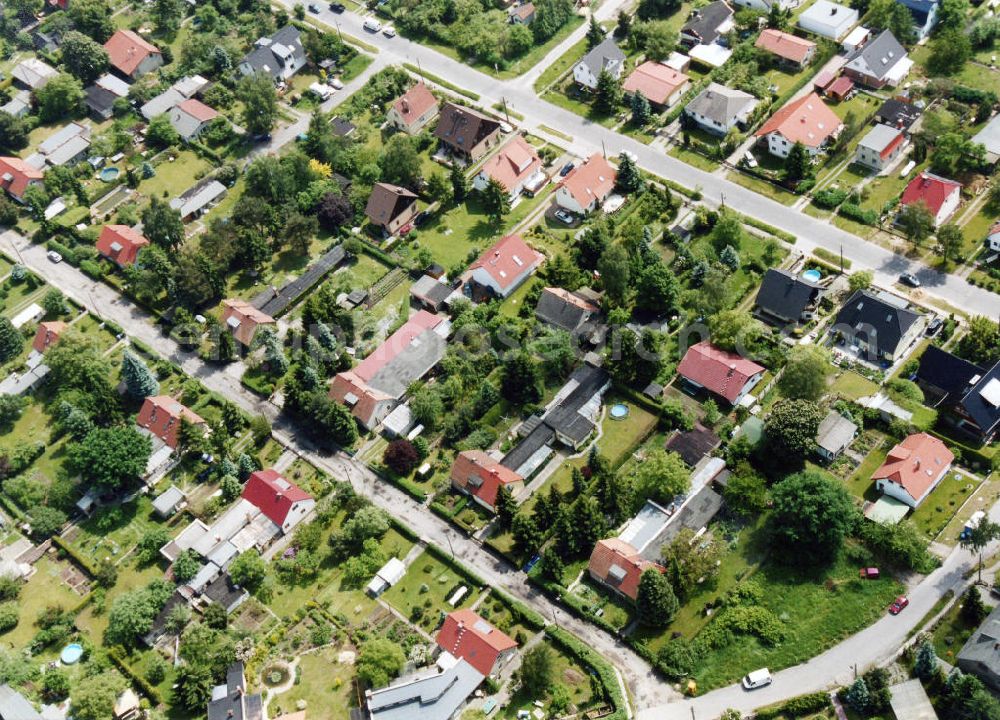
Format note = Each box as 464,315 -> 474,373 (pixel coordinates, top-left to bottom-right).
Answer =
60,643 -> 83,665
610,403 -> 630,419
802,268 -> 822,283
99,167 -> 120,182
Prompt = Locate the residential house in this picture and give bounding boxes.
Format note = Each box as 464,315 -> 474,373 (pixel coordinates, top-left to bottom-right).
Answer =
85,73 -> 131,120
329,310 -> 451,429
588,537 -> 665,601
11,58 -> 58,91
732,0 -> 799,10
365,182 -> 419,236
815,410 -> 858,461
666,425 -> 721,467
238,26 -> 306,82
96,224 -> 150,267
676,340 -> 766,406
680,1 -> 735,48
888,680 -> 939,720
464,233 -> 544,300
843,30 -> 912,89
897,0 -> 939,39
366,653 -> 484,720
987,222 -> 1000,253
104,29 -> 163,80
221,298 -> 275,346
365,557 -> 406,597
140,75 -> 210,120
436,609 -> 518,677
242,468 -> 315,534
972,112 -> 1000,166
136,395 -> 207,450
472,135 -> 545,200
169,99 -> 219,141
833,289 -> 922,362
31,320 -> 66,355
555,152 -> 617,214
755,92 -> 844,158
623,62 -> 690,109
797,0 -> 859,39
958,603 -> 1000,692
535,286 -> 600,334
899,171 -> 961,226
755,28 -> 816,68
450,450 -> 524,512
842,25 -> 871,51
152,485 -> 186,518
331,116 -> 356,137
1,92 -> 30,119
28,122 -> 90,168
386,82 -> 439,135
207,663 -> 263,720
855,124 -> 907,172
410,274 -> 455,312
510,2 -> 536,23
875,97 -> 922,133
0,685 -> 45,720
754,268 -> 824,325
171,178 -> 228,222
684,82 -> 758,136
434,103 -> 503,162
0,157 -> 44,203
872,432 -> 954,507
916,345 -> 1000,444
573,37 -> 626,90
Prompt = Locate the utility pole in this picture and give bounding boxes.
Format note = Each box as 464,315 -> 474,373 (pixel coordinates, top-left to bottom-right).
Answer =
840,244 -> 844,274
601,139 -> 607,158
501,96 -> 511,124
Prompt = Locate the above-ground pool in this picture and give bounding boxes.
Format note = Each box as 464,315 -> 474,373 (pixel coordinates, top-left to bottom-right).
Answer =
60,643 -> 83,665
610,403 -> 630,419
802,268 -> 822,283
99,167 -> 120,182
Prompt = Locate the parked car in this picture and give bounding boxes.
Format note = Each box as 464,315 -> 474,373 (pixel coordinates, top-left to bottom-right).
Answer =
559,161 -> 575,177
889,596 -> 909,615
925,317 -> 943,336
743,151 -> 759,169
363,18 -> 382,32
900,272 -> 921,288
46,250 -> 63,263
742,669 -> 772,690
382,25 -> 396,37
330,1 -> 346,10
859,567 -> 880,579
308,2 -> 321,12
413,210 -> 431,227
328,77 -> 344,90
554,209 -> 575,225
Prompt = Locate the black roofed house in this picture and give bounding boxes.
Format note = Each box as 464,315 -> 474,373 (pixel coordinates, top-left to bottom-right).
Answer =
666,425 -> 721,467
680,1 -> 735,49
365,182 -> 419,236
917,345 -> 1000,445
832,289 -> 922,363
535,286 -> 601,334
331,116 -> 356,137
754,268 -> 825,325
875,97 -> 922,133
207,662 -> 263,720
410,274 -> 455,312
238,25 -> 306,82
434,102 -> 503,162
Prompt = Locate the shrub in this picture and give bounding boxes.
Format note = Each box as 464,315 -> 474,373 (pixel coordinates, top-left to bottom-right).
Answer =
838,203 -> 878,226
812,187 -> 848,209
0,603 -> 19,633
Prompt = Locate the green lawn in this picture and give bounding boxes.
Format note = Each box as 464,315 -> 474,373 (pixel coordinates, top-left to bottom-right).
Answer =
66,495 -> 164,568
138,150 -> 213,204
828,370 -> 879,401
931,594 -> 992,662
500,15 -> 585,79
272,645 -> 358,720
382,550 -> 480,633
499,637 -> 594,719
75,562 -> 165,640
541,85 -> 618,128
726,170 -> 799,205
0,556 -> 83,651
668,144 -> 720,172
534,36 -> 588,92
844,446 -> 887,500
911,471 -> 983,541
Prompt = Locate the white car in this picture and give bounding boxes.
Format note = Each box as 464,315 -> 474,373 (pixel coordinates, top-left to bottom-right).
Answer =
46,250 -> 63,263
363,18 -> 382,32
328,77 -> 344,90
742,668 -> 772,690
382,25 -> 396,37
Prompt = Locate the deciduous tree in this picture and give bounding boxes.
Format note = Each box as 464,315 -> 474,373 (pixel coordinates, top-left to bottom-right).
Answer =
636,569 -> 678,627
770,470 -> 855,565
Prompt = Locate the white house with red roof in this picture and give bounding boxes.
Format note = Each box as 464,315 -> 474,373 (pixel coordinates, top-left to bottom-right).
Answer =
221,299 -> 275,347
435,609 -> 518,677
0,157 -> 44,203
136,395 -> 207,450
450,450 -> 524,512
96,225 -> 150,267
755,92 -> 844,158
464,234 -> 544,300
386,82 -> 439,135
676,341 -> 766,406
168,99 -> 219,142
899,171 -> 962,227
104,29 -> 163,80
472,135 -> 545,200
241,468 -> 314,534
873,432 -> 954,508
555,153 -> 617,214
31,321 -> 67,355
329,310 -> 451,429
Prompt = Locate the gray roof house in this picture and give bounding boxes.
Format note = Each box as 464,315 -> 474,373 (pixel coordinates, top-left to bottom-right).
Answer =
410,274 -> 455,312
366,654 -> 484,720
684,82 -> 758,135
171,179 -> 227,221
0,684 -> 44,720
833,289 -> 922,362
888,679 -> 938,720
535,286 -> 601,334
152,485 -> 186,517
958,603 -> 1000,692
238,26 -> 306,82
854,123 -> 907,172
843,30 -> 911,89
573,37 -> 626,90
207,663 -> 263,720
973,112 -> 1000,165
754,268 -> 824,324
27,122 -> 91,169
815,410 -> 858,462
680,1 -> 735,47
11,58 -> 58,91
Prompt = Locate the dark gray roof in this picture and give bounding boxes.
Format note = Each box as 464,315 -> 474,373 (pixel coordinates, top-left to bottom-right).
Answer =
331,116 -> 356,136
666,426 -> 720,467
755,268 -> 823,322
639,485 -> 723,561
682,1 -> 734,44
916,345 -> 983,403
143,590 -> 189,646
535,288 -> 596,332
844,30 -> 907,82
367,658 -> 484,720
834,289 -> 920,357
544,363 -> 610,444
876,98 -> 921,131
580,37 -> 626,77
501,422 -> 555,473
962,362 -> 1000,439
240,25 -> 305,79
204,574 -> 249,613
410,275 -> 453,308
958,603 -> 1000,676
85,84 -> 118,116
251,244 -> 346,317
685,82 -> 756,125
816,411 -> 858,454
208,662 -> 263,720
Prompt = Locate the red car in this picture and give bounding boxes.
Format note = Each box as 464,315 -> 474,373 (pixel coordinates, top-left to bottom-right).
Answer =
889,596 -> 909,615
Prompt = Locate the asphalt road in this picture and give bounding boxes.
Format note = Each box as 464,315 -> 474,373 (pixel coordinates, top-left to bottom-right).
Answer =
302,2 -> 1000,319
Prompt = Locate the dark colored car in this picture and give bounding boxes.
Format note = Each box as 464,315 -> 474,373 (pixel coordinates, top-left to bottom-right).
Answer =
559,162 -> 575,177
889,596 -> 909,615
925,317 -> 943,336
330,2 -> 346,11
900,273 -> 921,288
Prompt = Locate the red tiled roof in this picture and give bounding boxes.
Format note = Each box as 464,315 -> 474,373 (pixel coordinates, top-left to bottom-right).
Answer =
241,468 -> 312,528
136,395 -> 205,449
32,320 -> 67,354
329,370 -> 392,427
354,310 -> 445,382
221,299 -> 274,346
104,29 -> 160,76
468,234 -> 544,292
96,224 -> 149,267
0,156 -> 44,200
176,98 -> 218,123
588,538 -> 663,601
879,131 -> 905,160
391,82 -> 438,128
451,450 -> 523,509
676,341 -> 765,403
559,153 -> 617,209
436,609 -> 517,677
755,92 -> 843,148
873,433 -> 954,503
622,62 -> 689,106
900,171 -> 962,217
755,29 -> 815,64
478,136 -> 541,193
826,75 -> 854,99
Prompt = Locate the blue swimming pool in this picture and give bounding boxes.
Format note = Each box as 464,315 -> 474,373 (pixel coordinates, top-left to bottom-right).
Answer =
99,167 -> 120,182
60,643 -> 83,665
610,403 -> 629,419
802,269 -> 822,283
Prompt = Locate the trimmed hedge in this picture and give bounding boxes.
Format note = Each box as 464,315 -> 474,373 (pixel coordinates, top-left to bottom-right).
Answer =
108,648 -> 164,706
51,535 -> 98,577
546,626 -> 629,720
813,247 -> 851,270
531,576 -> 621,636
838,202 -> 878,226
755,691 -> 831,719
402,63 -> 480,101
